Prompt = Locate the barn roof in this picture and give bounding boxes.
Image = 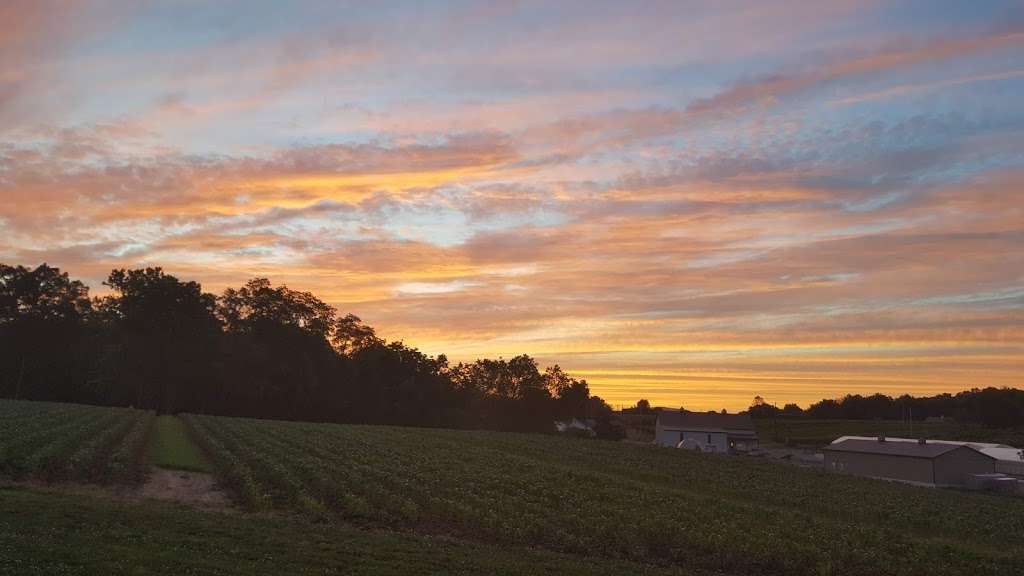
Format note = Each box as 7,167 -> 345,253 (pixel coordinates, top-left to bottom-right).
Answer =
832,436 -> 1022,462
824,438 -> 995,460
656,410 -> 755,432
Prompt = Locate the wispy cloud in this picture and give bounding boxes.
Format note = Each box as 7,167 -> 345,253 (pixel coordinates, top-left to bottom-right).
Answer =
2,2 -> 1022,408
828,68 -> 1024,105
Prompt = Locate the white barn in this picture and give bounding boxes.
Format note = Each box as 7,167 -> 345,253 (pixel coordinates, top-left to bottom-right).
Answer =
655,411 -> 759,453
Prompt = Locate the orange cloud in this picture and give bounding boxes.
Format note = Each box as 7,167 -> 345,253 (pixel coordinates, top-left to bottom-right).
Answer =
2,6 -> 1022,411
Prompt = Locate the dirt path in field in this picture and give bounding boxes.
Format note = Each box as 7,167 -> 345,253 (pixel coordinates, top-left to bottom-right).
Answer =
138,468 -> 230,508
4,472 -> 231,511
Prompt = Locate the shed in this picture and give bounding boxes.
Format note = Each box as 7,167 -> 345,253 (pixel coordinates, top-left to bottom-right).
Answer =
824,438 -> 996,486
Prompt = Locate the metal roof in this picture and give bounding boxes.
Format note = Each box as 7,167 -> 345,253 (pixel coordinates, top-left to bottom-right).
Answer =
824,438 -> 995,460
832,436 -> 1023,462
656,410 -> 755,432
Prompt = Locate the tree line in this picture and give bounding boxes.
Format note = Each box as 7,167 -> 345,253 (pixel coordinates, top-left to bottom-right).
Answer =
745,390 -> 1024,428
0,263 -> 621,436
627,389 -> 1024,430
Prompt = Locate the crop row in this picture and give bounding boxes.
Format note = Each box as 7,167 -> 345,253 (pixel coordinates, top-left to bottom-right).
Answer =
0,400 -> 154,483
184,414 -> 1024,576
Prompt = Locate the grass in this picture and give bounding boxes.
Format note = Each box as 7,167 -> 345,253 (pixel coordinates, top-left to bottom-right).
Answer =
150,415 -> 212,472
185,413 -> 1024,576
0,486 -> 686,576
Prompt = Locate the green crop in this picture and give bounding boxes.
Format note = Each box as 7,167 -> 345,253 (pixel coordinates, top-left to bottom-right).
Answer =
0,400 -> 154,484
184,414 -> 1024,576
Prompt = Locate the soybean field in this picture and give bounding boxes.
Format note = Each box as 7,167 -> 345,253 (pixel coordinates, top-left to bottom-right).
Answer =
0,400 -> 152,483
2,400 -> 1022,575
185,414 -> 1024,576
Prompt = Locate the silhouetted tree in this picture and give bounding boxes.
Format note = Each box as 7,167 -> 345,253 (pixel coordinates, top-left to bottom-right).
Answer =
781,403 -> 804,417
3,261 -> 1021,434
100,268 -> 221,414
219,278 -> 335,338
333,313 -> 382,355
747,396 -> 781,418
545,365 -> 591,420
447,355 -> 554,431
806,398 -> 842,418
0,264 -> 91,401
216,278 -> 339,419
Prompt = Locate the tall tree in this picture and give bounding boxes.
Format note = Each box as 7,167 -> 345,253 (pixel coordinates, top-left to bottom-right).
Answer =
219,278 -> 335,339
216,278 -> 339,418
545,364 -> 591,420
0,264 -> 91,401
333,313 -> 382,355
101,268 -> 221,413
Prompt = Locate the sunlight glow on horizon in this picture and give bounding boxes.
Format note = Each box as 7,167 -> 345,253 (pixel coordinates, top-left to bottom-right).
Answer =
1,1 -> 1022,411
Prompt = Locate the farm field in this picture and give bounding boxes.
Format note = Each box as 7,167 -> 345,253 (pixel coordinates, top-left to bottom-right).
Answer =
0,487 -> 677,576
2,400 -> 1023,575
186,413 -> 1024,576
755,418 -> 1024,448
0,400 -> 152,483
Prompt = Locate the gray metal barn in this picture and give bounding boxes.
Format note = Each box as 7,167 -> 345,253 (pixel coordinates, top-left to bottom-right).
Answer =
824,437 -> 996,487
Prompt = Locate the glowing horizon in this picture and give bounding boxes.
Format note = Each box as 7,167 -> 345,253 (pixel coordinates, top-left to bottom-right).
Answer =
1,1 -> 1022,410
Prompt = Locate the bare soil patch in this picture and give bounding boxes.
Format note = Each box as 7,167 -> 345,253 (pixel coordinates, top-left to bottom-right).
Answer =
138,468 -> 229,508
2,472 -> 230,511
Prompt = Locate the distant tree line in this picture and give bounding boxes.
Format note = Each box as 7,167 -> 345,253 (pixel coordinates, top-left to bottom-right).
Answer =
627,389 -> 1024,430
0,263 -> 621,436
746,390 -> 1024,428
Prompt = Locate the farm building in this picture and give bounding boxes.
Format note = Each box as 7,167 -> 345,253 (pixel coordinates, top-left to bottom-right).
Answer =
824,437 -> 996,486
554,418 -> 595,436
654,411 -> 758,453
832,436 -> 1024,478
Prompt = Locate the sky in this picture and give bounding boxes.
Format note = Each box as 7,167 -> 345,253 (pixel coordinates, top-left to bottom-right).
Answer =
1,1 -> 1022,410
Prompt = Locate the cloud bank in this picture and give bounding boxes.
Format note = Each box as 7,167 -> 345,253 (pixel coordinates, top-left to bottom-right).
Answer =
1,1 -> 1022,408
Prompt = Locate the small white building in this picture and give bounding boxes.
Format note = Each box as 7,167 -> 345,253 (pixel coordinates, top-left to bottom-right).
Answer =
554,418 -> 595,436
655,411 -> 758,453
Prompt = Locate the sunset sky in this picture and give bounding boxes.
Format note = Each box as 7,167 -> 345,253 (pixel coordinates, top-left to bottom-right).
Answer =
1,1 -> 1022,410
